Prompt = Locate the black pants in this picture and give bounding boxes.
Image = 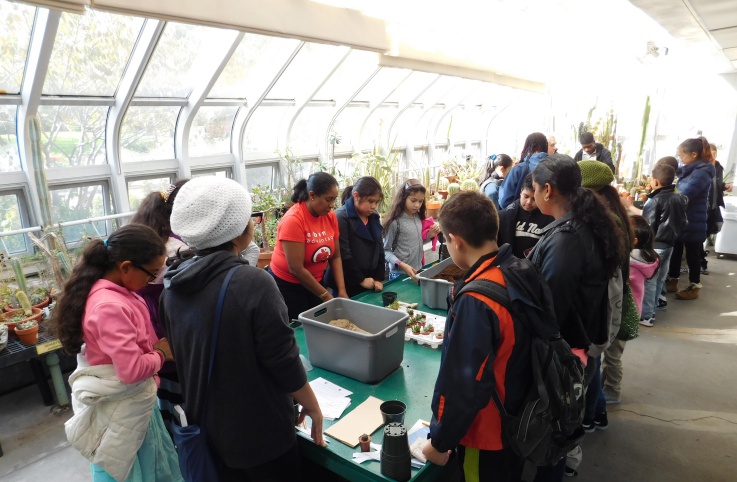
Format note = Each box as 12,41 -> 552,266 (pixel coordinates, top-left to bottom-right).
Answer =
216,441 -> 301,482
268,268 -> 323,321
457,444 -> 524,482
668,241 -> 702,284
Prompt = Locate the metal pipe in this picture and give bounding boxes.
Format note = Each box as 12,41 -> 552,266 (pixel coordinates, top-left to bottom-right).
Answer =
45,352 -> 70,407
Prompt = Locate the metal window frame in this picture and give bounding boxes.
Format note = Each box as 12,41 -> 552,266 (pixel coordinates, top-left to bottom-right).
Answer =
0,187 -> 35,256
48,179 -> 116,239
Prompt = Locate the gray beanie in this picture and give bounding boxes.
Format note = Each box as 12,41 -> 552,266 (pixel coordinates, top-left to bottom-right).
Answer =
170,177 -> 252,249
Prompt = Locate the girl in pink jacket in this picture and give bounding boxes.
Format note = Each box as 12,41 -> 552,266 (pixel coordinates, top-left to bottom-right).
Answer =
630,216 -> 661,323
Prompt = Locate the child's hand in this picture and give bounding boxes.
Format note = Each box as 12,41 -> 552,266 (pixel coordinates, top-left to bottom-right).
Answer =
373,281 -> 383,292
428,223 -> 441,238
360,278 -> 375,289
154,338 -> 173,361
422,442 -> 451,466
400,262 -> 419,283
726,183 -> 733,192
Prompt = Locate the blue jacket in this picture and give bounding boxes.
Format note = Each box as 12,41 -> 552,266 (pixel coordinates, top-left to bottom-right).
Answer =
676,160 -> 715,242
498,152 -> 547,209
481,174 -> 504,210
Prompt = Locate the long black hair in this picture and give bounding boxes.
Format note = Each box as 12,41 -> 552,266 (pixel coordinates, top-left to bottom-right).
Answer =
595,185 -> 635,251
49,224 -> 165,354
480,154 -> 513,183
340,176 -> 384,204
130,179 -> 189,239
291,172 -> 338,203
532,154 -> 625,277
630,215 -> 660,266
382,179 -> 426,236
520,132 -> 548,162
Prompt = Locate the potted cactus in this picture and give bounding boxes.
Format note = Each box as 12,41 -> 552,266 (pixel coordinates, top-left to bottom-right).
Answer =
2,291 -> 43,337
447,183 -> 461,197
15,319 -> 39,345
5,286 -> 50,313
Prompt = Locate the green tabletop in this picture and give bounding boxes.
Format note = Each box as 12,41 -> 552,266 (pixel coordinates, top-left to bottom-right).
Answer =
295,274 -> 453,481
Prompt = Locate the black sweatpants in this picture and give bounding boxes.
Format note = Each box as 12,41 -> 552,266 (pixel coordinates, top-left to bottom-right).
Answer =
216,441 -> 302,482
268,268 -> 323,321
668,241 -> 702,284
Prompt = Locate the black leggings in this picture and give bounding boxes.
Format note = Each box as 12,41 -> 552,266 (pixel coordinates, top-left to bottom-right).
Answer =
268,268 -> 323,321
216,441 -> 301,482
668,241 -> 702,284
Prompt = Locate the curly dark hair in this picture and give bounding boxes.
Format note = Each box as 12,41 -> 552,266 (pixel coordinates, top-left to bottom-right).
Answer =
49,224 -> 165,355
520,132 -> 548,162
532,154 -> 626,277
595,185 -> 634,252
382,179 -> 426,236
129,179 -> 189,239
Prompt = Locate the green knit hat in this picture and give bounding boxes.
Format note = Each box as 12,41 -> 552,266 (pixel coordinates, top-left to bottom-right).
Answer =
578,160 -> 614,191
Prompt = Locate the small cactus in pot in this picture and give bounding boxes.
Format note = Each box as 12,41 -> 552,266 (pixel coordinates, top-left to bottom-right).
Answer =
460,179 -> 479,191
447,183 -> 461,197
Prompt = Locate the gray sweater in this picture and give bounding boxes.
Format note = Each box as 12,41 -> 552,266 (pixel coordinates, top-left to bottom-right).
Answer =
383,212 -> 424,274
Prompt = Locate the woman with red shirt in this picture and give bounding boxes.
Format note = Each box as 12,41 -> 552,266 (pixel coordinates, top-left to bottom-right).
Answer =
269,172 -> 348,320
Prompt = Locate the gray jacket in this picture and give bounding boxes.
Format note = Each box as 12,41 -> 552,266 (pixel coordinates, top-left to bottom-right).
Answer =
383,213 -> 424,274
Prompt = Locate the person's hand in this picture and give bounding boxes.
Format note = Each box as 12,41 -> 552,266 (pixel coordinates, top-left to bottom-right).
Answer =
154,338 -> 174,361
373,281 -> 383,292
621,195 -> 632,209
428,223 -> 441,238
725,183 -> 733,192
319,291 -> 334,302
400,262 -> 419,283
337,289 -> 349,299
297,404 -> 325,447
422,442 -> 451,466
360,278 -> 375,289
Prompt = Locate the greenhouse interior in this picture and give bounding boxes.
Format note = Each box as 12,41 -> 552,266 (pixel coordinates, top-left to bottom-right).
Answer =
1,0 -> 737,481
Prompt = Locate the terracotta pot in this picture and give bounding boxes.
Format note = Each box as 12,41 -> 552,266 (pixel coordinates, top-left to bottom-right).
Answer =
15,323 -> 39,345
437,190 -> 448,200
257,251 -> 273,269
4,296 -> 51,313
2,308 -> 43,338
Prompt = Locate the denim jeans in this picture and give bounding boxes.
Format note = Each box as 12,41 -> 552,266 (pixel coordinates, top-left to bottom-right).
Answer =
641,247 -> 672,319
584,356 -> 606,420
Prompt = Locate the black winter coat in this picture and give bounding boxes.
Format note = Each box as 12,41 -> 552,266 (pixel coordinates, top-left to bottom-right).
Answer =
642,184 -> 688,249
325,196 -> 385,297
676,160 -> 715,242
574,143 -> 615,173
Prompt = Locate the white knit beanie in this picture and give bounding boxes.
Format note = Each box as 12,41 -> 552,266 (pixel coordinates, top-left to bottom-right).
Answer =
170,177 -> 252,249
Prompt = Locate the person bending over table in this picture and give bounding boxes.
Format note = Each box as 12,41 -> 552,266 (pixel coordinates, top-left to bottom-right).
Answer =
269,172 -> 348,320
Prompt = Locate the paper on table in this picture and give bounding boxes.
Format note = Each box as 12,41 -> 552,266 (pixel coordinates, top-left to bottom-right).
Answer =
316,395 -> 351,420
310,377 -> 353,398
325,396 -> 384,447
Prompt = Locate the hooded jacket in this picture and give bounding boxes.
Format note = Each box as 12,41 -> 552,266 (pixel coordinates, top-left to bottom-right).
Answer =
160,251 -> 307,469
573,143 -> 615,173
325,196 -> 384,297
498,152 -> 548,209
642,184 -> 688,249
676,160 -> 716,243
629,250 -> 659,316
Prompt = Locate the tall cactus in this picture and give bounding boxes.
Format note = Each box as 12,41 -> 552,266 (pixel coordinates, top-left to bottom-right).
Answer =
28,115 -> 54,228
15,290 -> 32,317
10,258 -> 28,297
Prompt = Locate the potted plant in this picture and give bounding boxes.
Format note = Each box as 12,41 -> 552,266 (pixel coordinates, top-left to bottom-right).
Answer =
2,291 -> 43,337
5,286 -> 50,313
15,319 -> 39,345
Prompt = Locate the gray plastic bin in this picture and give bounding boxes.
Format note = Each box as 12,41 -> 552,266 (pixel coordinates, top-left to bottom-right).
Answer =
298,299 -> 408,384
417,257 -> 456,309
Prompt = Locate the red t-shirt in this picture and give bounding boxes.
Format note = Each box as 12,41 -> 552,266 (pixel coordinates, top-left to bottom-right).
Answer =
270,202 -> 339,283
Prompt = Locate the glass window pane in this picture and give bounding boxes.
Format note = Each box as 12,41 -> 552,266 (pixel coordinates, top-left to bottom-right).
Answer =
417,76 -> 463,106
38,106 -> 108,168
243,107 -> 289,153
332,105 -> 369,150
43,11 -> 143,96
0,192 -> 27,253
245,165 -> 276,191
385,71 -> 437,104
0,2 -> 34,94
312,50 -> 378,101
120,106 -> 179,162
390,106 -> 424,148
289,107 -> 333,152
415,106 -> 444,144
135,23 -> 237,98
127,177 -> 172,210
353,67 -> 410,103
191,170 -> 230,179
266,43 -> 345,100
362,106 -> 399,150
189,106 -> 238,157
52,184 -> 110,241
208,33 -> 300,99
0,106 -> 20,172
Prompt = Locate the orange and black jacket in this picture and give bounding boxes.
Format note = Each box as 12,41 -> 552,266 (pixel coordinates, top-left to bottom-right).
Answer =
429,244 -> 532,452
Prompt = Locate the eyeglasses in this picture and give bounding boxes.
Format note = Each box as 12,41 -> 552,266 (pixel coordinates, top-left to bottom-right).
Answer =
132,264 -> 158,282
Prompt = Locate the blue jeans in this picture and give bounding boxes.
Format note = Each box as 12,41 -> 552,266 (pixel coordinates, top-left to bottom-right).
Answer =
642,247 -> 672,319
584,356 -> 606,419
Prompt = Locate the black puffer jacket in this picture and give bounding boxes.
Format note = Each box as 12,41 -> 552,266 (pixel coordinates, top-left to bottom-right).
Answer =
529,212 -> 609,351
573,143 -> 615,173
642,184 -> 688,249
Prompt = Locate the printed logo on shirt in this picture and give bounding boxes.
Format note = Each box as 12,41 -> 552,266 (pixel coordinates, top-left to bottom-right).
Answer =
515,221 -> 545,239
306,230 -> 335,244
312,246 -> 333,263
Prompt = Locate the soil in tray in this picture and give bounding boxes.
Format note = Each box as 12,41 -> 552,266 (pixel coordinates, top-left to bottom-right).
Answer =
433,263 -> 465,282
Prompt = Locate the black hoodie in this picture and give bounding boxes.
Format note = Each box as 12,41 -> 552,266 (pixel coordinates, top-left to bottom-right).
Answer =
160,251 -> 306,468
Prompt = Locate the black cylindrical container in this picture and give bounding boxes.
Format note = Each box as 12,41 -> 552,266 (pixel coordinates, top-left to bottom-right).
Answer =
380,423 -> 411,481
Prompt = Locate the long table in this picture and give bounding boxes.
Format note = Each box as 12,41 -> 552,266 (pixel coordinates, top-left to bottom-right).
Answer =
295,272 -> 454,482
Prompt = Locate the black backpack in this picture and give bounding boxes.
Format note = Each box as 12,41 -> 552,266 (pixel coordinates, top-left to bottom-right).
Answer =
456,257 -> 585,467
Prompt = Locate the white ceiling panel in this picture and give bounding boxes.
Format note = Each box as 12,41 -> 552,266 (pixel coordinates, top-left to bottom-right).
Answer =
725,47 -> 737,60
688,0 -> 737,31
711,26 -> 737,48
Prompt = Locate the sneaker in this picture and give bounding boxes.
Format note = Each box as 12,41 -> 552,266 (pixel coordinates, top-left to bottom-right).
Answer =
594,412 -> 609,430
604,393 -> 621,405
701,267 -> 709,275
675,282 -> 702,300
564,466 -> 579,477
639,317 -> 654,327
666,278 -> 679,293
582,418 -> 596,433
656,298 -> 668,311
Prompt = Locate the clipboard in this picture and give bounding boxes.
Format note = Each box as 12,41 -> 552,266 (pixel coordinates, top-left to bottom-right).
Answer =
325,396 -> 385,447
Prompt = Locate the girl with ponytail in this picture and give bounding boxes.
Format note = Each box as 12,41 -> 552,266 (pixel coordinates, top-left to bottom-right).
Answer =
50,224 -> 182,481
666,137 -> 716,300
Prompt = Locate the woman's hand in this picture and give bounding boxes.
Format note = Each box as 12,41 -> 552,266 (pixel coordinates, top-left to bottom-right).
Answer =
154,338 -> 174,361
400,262 -> 419,283
373,281 -> 383,292
360,277 -> 375,289
319,291 -> 334,302
337,289 -> 349,299
422,442 -> 451,466
428,223 -> 441,238
292,383 -> 325,446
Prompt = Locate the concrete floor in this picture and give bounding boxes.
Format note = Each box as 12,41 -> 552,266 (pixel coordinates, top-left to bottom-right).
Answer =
1,251 -> 736,481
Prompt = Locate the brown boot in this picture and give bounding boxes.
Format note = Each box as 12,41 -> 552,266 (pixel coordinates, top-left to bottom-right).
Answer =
675,282 -> 702,300
666,278 -> 679,293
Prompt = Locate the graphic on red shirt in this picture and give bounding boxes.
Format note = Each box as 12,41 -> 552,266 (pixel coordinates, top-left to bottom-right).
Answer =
312,246 -> 332,263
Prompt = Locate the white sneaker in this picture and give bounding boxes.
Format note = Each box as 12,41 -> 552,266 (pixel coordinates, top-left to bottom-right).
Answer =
639,317 -> 654,327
